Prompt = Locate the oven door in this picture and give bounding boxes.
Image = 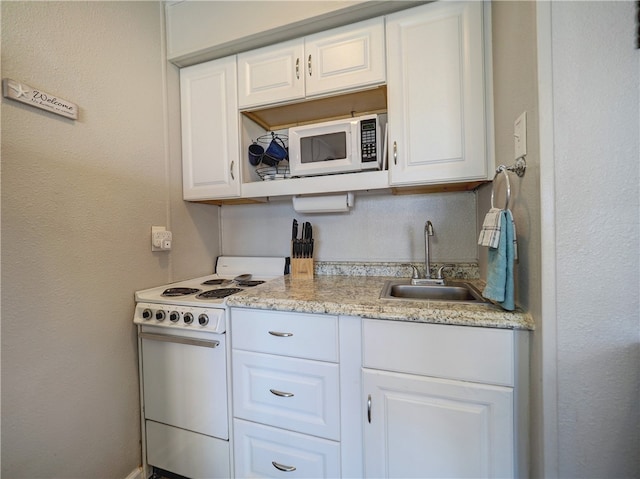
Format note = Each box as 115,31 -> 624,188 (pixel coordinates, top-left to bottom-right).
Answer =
140,326 -> 229,440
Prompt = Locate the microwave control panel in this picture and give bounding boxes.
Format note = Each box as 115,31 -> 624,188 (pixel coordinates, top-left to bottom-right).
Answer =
360,118 -> 378,163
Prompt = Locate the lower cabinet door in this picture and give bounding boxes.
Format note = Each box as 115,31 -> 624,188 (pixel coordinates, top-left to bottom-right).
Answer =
233,418 -> 340,478
363,369 -> 514,478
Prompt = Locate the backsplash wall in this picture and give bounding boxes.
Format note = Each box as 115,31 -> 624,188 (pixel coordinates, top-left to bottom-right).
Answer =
221,190 -> 478,264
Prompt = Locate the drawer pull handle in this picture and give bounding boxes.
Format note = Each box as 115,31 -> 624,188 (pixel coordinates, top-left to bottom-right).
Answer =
268,331 -> 293,337
272,461 -> 296,472
367,394 -> 372,423
270,388 -> 294,398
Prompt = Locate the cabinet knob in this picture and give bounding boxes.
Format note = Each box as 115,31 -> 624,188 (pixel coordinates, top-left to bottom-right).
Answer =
295,58 -> 300,80
230,160 -> 235,180
367,394 -> 372,423
393,141 -> 398,165
308,54 -> 312,76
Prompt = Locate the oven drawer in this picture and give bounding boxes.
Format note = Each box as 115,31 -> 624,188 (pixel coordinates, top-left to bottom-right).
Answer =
232,350 -> 340,440
146,420 -> 230,479
233,418 -> 340,479
231,309 -> 338,362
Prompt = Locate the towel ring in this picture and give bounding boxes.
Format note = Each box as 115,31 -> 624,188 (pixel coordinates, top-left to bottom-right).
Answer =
491,166 -> 511,210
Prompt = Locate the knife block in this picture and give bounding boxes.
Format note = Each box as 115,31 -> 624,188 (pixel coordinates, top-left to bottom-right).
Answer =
291,258 -> 314,279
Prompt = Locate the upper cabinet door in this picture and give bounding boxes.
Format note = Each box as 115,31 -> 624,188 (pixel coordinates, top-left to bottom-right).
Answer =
305,17 -> 386,97
237,40 -> 305,109
180,57 -> 241,199
387,2 -> 489,186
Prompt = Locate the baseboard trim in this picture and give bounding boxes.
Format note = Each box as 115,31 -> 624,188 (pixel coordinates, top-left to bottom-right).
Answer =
124,467 -> 144,479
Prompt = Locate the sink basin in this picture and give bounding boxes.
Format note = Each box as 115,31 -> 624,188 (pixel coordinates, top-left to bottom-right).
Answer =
380,280 -> 491,304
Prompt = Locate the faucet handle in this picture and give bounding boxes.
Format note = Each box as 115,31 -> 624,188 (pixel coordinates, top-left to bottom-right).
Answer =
410,265 -> 420,279
436,264 -> 455,280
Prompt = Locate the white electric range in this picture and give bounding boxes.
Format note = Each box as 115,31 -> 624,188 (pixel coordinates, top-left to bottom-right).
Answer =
133,256 -> 288,479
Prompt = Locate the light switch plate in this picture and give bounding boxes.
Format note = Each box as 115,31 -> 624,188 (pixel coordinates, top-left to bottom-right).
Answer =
514,111 -> 527,159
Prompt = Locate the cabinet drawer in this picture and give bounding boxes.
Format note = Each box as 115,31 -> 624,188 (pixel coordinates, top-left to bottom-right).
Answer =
362,319 -> 515,386
231,309 -> 338,362
232,350 -> 340,440
234,418 -> 340,478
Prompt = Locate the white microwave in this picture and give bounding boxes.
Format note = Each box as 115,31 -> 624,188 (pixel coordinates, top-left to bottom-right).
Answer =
288,114 -> 385,177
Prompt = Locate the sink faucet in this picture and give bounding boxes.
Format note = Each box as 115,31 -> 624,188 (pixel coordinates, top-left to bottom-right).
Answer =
424,220 -> 434,279
410,220 -> 452,286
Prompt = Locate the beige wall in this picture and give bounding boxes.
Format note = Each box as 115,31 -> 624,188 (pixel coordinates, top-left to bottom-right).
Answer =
0,2 -> 219,477
488,2 -> 542,475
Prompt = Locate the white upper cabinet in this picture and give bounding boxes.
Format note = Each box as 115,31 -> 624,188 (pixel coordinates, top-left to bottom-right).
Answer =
237,17 -> 385,109
237,40 -> 305,109
304,18 -> 386,97
180,57 -> 241,200
386,1 -> 490,186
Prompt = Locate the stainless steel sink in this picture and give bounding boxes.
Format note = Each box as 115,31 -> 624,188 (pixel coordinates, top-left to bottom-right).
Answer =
380,279 -> 491,304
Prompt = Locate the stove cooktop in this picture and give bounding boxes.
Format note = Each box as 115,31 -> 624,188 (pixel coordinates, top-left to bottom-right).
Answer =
134,256 -> 288,308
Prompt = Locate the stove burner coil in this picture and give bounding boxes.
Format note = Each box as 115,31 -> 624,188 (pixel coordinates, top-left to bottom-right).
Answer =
196,288 -> 243,299
236,280 -> 266,287
162,287 -> 201,297
201,278 -> 232,286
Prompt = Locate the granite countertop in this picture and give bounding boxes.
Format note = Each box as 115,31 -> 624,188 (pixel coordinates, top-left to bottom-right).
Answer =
226,270 -> 534,331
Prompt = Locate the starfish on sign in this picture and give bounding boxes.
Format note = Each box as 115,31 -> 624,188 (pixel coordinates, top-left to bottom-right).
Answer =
9,82 -> 29,98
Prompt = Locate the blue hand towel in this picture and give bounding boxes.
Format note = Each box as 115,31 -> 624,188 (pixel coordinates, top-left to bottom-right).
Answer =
483,210 -> 515,310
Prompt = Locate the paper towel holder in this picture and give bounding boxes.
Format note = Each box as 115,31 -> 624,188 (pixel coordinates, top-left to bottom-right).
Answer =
292,192 -> 354,213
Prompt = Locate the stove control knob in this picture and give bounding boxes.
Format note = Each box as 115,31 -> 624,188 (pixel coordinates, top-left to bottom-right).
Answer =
198,313 -> 209,326
169,311 -> 180,322
183,312 -> 194,325
142,309 -> 152,320
155,310 -> 166,321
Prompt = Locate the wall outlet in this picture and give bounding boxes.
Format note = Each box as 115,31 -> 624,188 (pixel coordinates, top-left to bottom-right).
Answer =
151,226 -> 172,252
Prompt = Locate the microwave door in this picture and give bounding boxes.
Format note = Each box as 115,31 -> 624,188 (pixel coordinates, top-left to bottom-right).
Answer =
302,135 -> 344,164
291,125 -> 356,176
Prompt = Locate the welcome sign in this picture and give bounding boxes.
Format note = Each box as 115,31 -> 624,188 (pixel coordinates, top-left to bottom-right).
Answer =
2,78 -> 78,120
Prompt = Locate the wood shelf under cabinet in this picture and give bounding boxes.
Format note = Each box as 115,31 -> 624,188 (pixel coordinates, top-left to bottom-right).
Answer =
241,86 -> 387,131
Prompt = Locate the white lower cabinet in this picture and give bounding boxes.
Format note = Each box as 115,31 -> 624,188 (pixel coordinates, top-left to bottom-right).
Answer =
363,370 -> 513,478
230,311 -> 528,478
233,419 -> 341,478
362,319 -> 529,478
230,309 -> 362,478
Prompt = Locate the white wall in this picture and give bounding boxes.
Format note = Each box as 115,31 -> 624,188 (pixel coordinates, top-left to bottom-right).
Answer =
221,191 -> 478,263
544,1 -> 640,476
0,2 -> 219,477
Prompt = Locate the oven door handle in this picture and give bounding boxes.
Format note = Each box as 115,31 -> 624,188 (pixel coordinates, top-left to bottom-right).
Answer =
139,331 -> 220,349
